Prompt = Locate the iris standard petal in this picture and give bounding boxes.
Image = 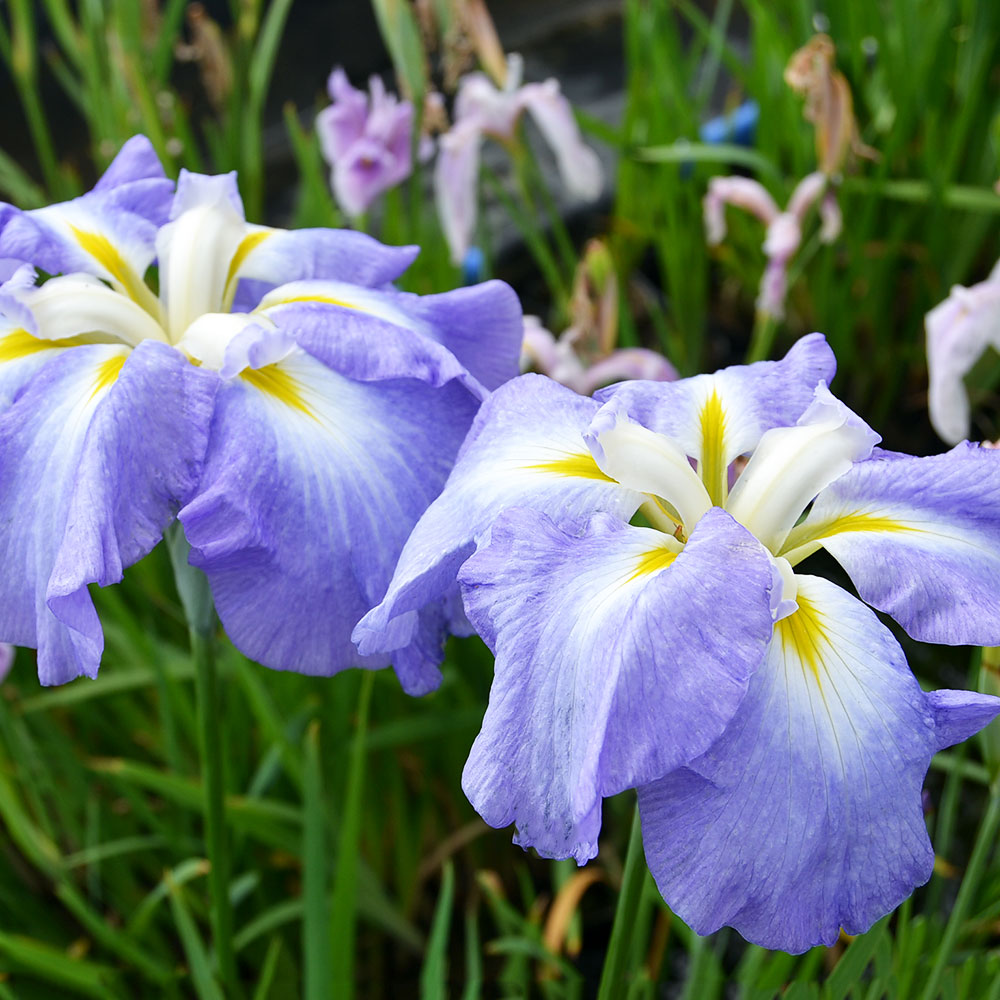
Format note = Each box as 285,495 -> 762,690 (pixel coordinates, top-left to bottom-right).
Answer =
780,442 -> 1000,644
399,281 -> 523,392
13,274 -> 168,347
157,171 -> 247,339
178,345 -> 477,691
0,138 -> 170,313
460,506 -> 774,864
434,122 -> 482,265
638,574 -> 1000,953
0,342 -> 218,684
726,383 -> 879,552
353,374 -> 641,663
518,81 -> 603,201
255,280 -> 506,397
319,69 -> 369,160
926,269 -> 1000,445
223,225 -> 419,305
267,276 -> 524,393
584,409 -> 712,533
0,204 -> 165,320
93,134 -> 168,194
594,335 -> 836,505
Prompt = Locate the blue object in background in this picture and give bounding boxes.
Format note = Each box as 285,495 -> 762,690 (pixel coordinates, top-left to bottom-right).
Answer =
699,100 -> 759,147
462,246 -> 485,285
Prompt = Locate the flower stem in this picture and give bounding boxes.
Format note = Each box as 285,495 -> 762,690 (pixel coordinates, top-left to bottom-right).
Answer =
597,803 -> 647,1000
745,311 -> 779,364
920,781 -> 1000,1000
167,527 -> 238,995
329,670 -> 376,996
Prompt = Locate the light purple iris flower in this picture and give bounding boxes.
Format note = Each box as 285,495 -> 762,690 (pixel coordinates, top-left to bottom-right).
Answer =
705,173 -> 842,320
356,334 -> 1000,951
317,68 -> 428,219
926,259 -> 1000,444
0,135 -> 522,689
521,314 -> 677,395
435,54 -> 603,264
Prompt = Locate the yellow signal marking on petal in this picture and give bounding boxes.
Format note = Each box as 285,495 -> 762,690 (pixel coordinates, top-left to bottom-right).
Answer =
780,511 -> 914,565
226,230 -> 272,285
240,363 -> 315,419
627,546 -> 678,582
89,353 -> 128,399
776,592 -> 829,683
0,328 -> 95,362
805,512 -> 911,538
260,293 -> 356,311
222,230 -> 273,306
524,453 -> 615,482
68,225 -> 160,317
699,387 -> 727,507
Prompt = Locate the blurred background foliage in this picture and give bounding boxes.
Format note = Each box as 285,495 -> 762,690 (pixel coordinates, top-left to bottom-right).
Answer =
0,0 -> 999,996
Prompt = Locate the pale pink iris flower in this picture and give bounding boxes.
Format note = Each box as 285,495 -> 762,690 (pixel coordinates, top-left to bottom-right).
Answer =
435,54 -> 603,264
317,68 -> 429,219
704,172 -> 842,320
520,315 -> 677,395
926,260 -> 1000,444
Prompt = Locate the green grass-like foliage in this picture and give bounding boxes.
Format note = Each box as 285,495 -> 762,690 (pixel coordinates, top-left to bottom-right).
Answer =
0,0 -> 999,995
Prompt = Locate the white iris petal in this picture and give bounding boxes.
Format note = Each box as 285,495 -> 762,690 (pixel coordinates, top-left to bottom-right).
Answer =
157,202 -> 247,341
725,384 -> 880,553
586,414 -> 712,534
16,274 -> 167,346
177,312 -> 263,371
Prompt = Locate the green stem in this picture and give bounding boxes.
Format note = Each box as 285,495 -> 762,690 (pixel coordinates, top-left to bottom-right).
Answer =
597,804 -> 648,1000
516,140 -> 578,281
303,721 -> 329,1000
745,310 -> 778,364
920,783 -> 1000,1000
481,166 -> 569,309
167,528 -> 238,995
329,671 -> 376,996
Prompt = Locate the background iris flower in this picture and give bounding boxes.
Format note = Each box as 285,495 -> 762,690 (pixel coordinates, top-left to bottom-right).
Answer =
435,52 -> 604,265
357,334 -> 1000,951
316,68 -> 430,219
0,135 -> 522,689
704,173 -> 842,321
926,258 -> 1000,445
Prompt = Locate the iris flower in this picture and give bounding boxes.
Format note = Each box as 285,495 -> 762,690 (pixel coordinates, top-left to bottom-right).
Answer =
520,315 -> 677,394
0,136 -> 521,688
356,335 -> 1000,951
925,258 -> 1000,445
704,173 -> 841,320
317,68 -> 429,219
435,53 -> 603,264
